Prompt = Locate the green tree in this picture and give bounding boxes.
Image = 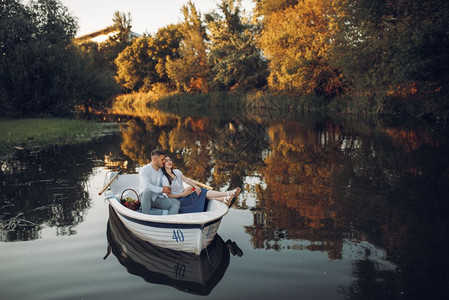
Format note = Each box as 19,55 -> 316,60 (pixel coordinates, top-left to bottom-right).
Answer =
115,25 -> 181,92
206,0 -> 268,91
0,0 -> 119,116
152,24 -> 182,85
71,45 -> 120,112
28,0 -> 77,44
99,11 -> 133,72
166,1 -> 210,93
115,36 -> 157,92
0,0 -> 34,113
331,0 -> 449,111
76,40 -> 110,70
0,0 -> 79,116
331,0 -> 401,101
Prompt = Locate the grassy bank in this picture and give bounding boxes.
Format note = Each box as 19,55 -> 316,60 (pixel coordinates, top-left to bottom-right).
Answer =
0,118 -> 118,157
110,90 -> 449,121
132,91 -> 331,119
157,92 -> 449,120
111,91 -> 326,118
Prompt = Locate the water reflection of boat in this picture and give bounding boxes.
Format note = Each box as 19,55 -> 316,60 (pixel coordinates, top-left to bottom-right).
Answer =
106,206 -> 230,295
103,171 -> 229,255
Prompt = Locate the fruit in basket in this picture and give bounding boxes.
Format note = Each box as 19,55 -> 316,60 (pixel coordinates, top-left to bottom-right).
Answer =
121,196 -> 140,210
125,197 -> 138,203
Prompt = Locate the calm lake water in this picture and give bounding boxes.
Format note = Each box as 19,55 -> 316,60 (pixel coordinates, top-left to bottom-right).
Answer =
1,110 -> 448,300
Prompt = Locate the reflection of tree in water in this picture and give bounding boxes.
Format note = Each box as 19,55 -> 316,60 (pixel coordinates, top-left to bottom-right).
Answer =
119,114 -> 269,190
120,118 -> 169,165
246,118 -> 346,259
163,117 -> 214,183
111,111 -> 449,297
210,118 -> 269,189
247,117 -> 447,253
0,135 -> 122,242
246,117 -> 449,298
120,116 -> 213,182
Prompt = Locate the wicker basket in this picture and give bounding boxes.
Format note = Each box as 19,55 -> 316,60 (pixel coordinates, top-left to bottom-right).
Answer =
120,188 -> 141,211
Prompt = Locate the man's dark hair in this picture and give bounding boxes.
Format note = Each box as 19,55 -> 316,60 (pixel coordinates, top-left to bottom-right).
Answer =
151,149 -> 165,157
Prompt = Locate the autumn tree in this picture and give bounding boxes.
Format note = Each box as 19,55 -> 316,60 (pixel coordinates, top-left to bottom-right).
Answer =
206,0 -> 268,91
166,1 -> 210,93
258,0 -> 345,97
254,0 -> 298,17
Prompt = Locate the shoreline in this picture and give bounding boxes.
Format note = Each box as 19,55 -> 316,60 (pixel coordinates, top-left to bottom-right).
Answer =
112,91 -> 449,122
0,118 -> 120,159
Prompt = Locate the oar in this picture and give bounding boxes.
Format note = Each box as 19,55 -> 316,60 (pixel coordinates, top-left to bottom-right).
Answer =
189,178 -> 214,190
99,168 -> 123,195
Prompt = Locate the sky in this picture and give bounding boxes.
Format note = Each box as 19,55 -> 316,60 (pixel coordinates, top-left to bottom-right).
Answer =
59,0 -> 255,37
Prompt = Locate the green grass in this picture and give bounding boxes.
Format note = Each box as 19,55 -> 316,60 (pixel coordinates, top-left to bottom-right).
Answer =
0,118 -> 118,156
152,91 -> 330,119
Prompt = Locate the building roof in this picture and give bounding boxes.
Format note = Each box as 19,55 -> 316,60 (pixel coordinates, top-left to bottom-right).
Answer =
75,27 -> 142,43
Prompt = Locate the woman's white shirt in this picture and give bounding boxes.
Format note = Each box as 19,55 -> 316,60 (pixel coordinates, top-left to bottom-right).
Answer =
162,169 -> 184,195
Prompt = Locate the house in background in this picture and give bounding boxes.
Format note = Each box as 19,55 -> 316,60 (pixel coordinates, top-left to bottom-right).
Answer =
75,26 -> 142,44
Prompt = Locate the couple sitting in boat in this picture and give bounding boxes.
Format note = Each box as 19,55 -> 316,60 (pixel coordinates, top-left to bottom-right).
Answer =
139,149 -> 241,215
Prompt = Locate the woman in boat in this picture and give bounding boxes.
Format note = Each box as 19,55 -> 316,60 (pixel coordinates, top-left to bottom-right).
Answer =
161,156 -> 241,213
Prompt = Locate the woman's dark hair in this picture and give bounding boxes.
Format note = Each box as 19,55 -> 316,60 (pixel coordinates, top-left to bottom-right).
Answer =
161,166 -> 175,185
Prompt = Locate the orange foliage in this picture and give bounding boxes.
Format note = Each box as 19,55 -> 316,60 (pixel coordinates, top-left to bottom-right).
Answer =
387,81 -> 420,97
261,121 -> 340,228
258,0 -> 344,96
384,128 -> 433,152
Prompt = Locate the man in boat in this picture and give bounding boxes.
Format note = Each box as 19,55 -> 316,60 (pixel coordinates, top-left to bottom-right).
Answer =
139,149 -> 180,215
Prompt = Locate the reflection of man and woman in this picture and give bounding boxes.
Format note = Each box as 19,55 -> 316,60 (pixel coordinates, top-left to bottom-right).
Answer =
139,149 -> 241,215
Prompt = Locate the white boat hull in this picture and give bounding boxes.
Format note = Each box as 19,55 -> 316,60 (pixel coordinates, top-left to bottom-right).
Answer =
106,206 -> 230,295
104,172 -> 229,255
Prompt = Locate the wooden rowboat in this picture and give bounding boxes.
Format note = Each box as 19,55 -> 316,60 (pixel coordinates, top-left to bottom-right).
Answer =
102,171 -> 229,255
106,206 -> 230,295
